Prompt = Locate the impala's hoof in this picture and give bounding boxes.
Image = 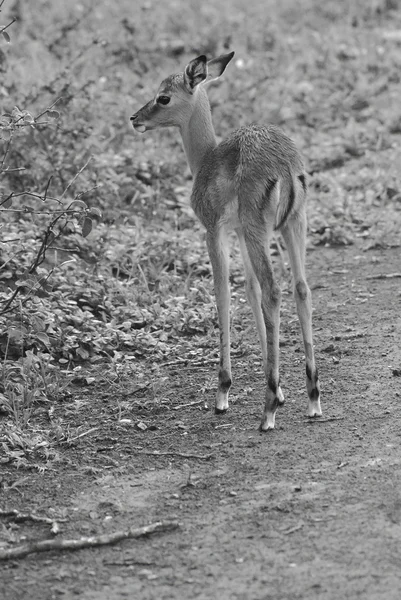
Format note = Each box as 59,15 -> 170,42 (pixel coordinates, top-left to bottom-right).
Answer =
215,389 -> 229,413
308,399 -> 322,418
259,412 -> 276,431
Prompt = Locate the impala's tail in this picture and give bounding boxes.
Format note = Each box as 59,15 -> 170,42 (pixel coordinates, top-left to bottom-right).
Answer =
274,172 -> 307,231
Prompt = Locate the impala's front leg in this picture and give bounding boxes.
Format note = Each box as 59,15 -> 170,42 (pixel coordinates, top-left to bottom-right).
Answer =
206,229 -> 231,413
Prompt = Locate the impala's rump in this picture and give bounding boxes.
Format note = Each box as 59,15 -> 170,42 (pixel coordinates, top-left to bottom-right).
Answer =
192,124 -> 306,233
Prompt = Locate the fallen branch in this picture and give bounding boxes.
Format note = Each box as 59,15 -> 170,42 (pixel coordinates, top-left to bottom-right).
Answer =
0,508 -> 63,526
0,520 -> 179,561
366,273 -> 401,280
137,450 -> 214,461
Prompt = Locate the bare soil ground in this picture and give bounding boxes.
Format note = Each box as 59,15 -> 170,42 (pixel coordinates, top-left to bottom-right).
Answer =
1,240 -> 401,600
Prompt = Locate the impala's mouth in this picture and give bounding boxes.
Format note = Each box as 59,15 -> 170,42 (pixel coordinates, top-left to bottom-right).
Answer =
133,124 -> 147,133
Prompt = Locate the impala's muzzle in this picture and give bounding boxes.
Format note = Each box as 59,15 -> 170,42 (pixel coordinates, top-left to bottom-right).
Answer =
130,114 -> 147,133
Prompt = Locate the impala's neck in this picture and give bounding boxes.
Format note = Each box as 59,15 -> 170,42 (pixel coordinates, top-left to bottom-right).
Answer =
179,87 -> 217,178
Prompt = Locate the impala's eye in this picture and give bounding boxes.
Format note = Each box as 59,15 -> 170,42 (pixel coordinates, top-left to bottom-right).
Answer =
157,95 -> 171,105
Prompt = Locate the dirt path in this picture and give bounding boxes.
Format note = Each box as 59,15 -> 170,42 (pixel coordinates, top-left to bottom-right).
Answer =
1,244 -> 401,600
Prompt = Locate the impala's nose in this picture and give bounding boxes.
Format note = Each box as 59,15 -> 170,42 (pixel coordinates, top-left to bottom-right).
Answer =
130,114 -> 138,122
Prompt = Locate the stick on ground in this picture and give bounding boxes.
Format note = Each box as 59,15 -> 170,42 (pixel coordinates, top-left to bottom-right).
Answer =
0,520 -> 179,561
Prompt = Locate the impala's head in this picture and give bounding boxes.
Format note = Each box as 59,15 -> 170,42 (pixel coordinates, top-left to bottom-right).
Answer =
130,51 -> 234,133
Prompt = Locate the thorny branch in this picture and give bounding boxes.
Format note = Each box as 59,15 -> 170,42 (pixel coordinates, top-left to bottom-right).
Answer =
0,82 -> 98,315
0,154 -> 97,316
0,196 -> 91,316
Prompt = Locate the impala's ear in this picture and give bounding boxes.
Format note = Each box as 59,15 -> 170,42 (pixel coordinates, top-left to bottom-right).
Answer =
183,55 -> 207,93
206,51 -> 235,83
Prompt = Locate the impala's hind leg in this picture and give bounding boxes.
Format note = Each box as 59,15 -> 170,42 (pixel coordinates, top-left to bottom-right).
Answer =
206,228 -> 232,413
281,212 -> 322,418
242,223 -> 284,430
237,230 -> 267,369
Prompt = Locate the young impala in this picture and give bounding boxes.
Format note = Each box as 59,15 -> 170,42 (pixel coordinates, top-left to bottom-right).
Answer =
130,52 -> 322,430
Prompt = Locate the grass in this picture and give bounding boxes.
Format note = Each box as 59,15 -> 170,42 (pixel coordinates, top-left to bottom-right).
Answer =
0,0 -> 400,465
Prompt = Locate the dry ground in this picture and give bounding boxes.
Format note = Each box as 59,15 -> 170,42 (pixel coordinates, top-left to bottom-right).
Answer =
1,241 -> 401,600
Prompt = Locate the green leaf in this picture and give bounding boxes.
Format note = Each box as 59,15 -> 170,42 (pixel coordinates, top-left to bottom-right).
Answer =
2,31 -> 10,43
39,280 -> 53,292
7,326 -> 28,340
0,128 -> 11,141
36,332 -> 50,346
11,106 -> 22,119
82,217 -> 93,237
1,195 -> 13,208
76,347 -> 90,360
89,207 -> 102,218
23,113 -> 35,124
16,270 -> 30,281
46,110 -> 60,120
70,199 -> 87,210
31,316 -> 45,332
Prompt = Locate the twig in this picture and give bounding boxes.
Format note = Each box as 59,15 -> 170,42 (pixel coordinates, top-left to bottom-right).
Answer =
42,176 -> 53,203
35,98 -> 63,122
1,207 -> 89,214
1,167 -> 25,173
137,450 -> 214,461
0,136 -> 12,171
0,520 -> 179,561
0,508 -> 62,525
123,385 -> 149,396
366,273 -> 401,280
304,416 -> 345,423
172,399 -> 205,410
104,558 -> 164,567
0,17 -> 16,35
161,358 -> 217,370
59,155 -> 92,200
161,358 -> 188,367
284,523 -> 304,535
62,427 -> 100,444
1,190 -> 61,204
